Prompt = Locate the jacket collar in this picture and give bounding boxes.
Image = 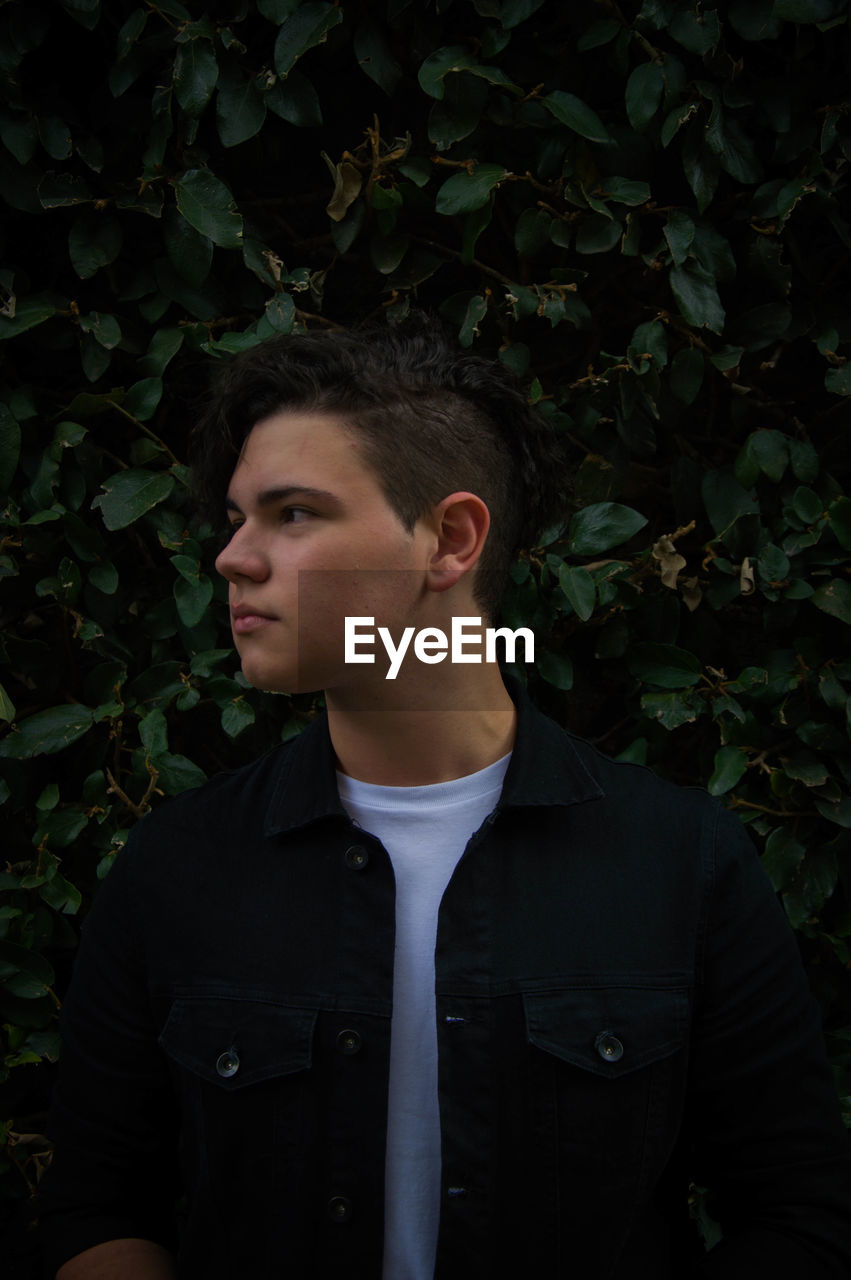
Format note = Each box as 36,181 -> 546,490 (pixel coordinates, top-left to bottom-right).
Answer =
265,675 -> 603,838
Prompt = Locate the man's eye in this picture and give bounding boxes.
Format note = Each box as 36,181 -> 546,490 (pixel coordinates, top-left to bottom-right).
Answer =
282,507 -> 312,523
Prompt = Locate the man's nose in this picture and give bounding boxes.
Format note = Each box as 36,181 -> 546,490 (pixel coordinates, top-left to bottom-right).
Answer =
215,527 -> 269,582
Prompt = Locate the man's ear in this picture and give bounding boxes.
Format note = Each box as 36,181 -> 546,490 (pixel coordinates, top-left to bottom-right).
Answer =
425,492 -> 490,594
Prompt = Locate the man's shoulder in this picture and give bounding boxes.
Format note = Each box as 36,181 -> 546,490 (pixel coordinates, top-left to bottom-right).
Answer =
523,692 -> 715,818
135,732 -> 303,843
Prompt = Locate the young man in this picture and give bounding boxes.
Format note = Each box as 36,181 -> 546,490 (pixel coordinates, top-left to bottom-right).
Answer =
41,323 -> 850,1278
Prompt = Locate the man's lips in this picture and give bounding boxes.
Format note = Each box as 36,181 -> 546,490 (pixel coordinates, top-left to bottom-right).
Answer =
231,605 -> 278,635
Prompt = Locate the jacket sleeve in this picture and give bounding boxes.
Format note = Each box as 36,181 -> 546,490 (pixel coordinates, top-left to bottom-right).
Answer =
691,804 -> 851,1278
38,827 -> 179,1276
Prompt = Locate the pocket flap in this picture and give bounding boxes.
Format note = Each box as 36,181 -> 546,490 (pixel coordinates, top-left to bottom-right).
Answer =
159,998 -> 317,1090
524,986 -> 687,1079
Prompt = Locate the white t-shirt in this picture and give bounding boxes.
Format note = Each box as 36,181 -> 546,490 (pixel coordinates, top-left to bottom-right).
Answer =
336,753 -> 510,1280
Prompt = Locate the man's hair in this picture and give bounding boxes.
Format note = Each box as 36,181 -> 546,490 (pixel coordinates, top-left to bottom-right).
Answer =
191,316 -> 567,620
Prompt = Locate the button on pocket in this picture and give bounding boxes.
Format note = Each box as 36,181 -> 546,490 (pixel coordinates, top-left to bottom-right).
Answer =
524,985 -> 687,1078
594,1031 -> 624,1063
160,999 -> 317,1089
216,1047 -> 240,1078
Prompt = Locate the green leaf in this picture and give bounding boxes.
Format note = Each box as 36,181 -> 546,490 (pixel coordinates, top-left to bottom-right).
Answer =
174,38 -> 219,116
772,0 -> 843,20
0,682 -> 16,723
435,164 -> 507,216
669,347 -> 704,405
602,177 -> 650,206
707,744 -> 748,795
702,469 -> 759,536
123,377 -> 163,421
273,2 -> 343,79
0,942 -> 55,999
630,319 -> 667,370
762,827 -> 805,892
221,697 -> 256,738
749,429 -> 788,482
670,7 -> 721,54
370,231 -> 409,275
92,469 -> 175,531
814,795 -> 851,829
264,293 -> 296,334
174,573 -> 214,628
789,438 -> 819,483
151,752 -> 206,796
682,131 -> 719,213
663,210 -> 695,266
567,502 -> 648,555
418,44 -> 477,98
625,62 -> 664,131
0,113 -> 38,165
79,311 -> 121,350
173,169 -> 243,249
669,262 -> 725,333
825,364 -> 851,396
558,564 -> 596,620
827,497 -> 851,550
89,562 -> 118,594
0,706 -> 94,758
0,402 -> 21,492
812,579 -> 851,625
216,62 -> 266,147
428,72 -> 488,151
38,171 -> 92,208
418,46 -> 518,100
0,295 -> 57,341
68,213 -> 123,279
783,751 -> 830,786
578,20 -> 621,50
265,70 -> 322,127
115,8 -> 147,59
354,20 -> 402,95
163,209 -> 213,289
791,486 -> 822,525
500,0 -> 548,28
629,643 -> 702,689
640,689 -> 703,728
537,649 -> 574,690
542,91 -> 613,143
576,214 -> 621,254
455,294 -> 486,348
257,0 -> 300,19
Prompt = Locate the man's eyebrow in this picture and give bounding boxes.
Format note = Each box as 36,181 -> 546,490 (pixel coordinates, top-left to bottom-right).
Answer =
224,486 -> 340,514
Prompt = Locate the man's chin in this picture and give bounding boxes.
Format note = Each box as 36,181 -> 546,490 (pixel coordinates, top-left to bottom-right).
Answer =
239,661 -> 323,696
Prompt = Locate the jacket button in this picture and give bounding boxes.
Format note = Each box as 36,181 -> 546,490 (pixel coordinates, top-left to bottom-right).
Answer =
327,1196 -> 352,1222
344,844 -> 369,870
595,1031 -> 624,1063
336,1029 -> 362,1055
216,1047 -> 240,1078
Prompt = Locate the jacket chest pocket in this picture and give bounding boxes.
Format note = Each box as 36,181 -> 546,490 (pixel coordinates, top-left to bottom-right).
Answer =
159,997 -> 317,1198
522,985 -> 689,1193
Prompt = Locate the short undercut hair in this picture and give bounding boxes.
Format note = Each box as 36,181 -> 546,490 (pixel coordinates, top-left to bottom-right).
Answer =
191,316 -> 568,621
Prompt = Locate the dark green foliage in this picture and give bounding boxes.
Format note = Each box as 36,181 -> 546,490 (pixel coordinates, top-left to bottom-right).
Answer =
1,0 -> 850,1256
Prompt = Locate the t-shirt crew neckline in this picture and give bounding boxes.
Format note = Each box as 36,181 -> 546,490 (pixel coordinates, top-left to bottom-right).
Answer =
335,750 -> 512,811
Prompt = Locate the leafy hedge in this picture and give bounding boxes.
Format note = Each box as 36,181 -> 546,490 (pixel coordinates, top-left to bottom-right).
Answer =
2,0 -> 850,1265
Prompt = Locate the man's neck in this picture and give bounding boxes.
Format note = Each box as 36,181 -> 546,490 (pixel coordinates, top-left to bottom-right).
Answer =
325,665 -> 517,786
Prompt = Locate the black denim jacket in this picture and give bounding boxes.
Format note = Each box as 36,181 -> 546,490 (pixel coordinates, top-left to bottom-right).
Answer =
40,682 -> 851,1278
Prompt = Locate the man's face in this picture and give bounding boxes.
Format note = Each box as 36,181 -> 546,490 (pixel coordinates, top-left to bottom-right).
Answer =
215,410 -> 436,694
